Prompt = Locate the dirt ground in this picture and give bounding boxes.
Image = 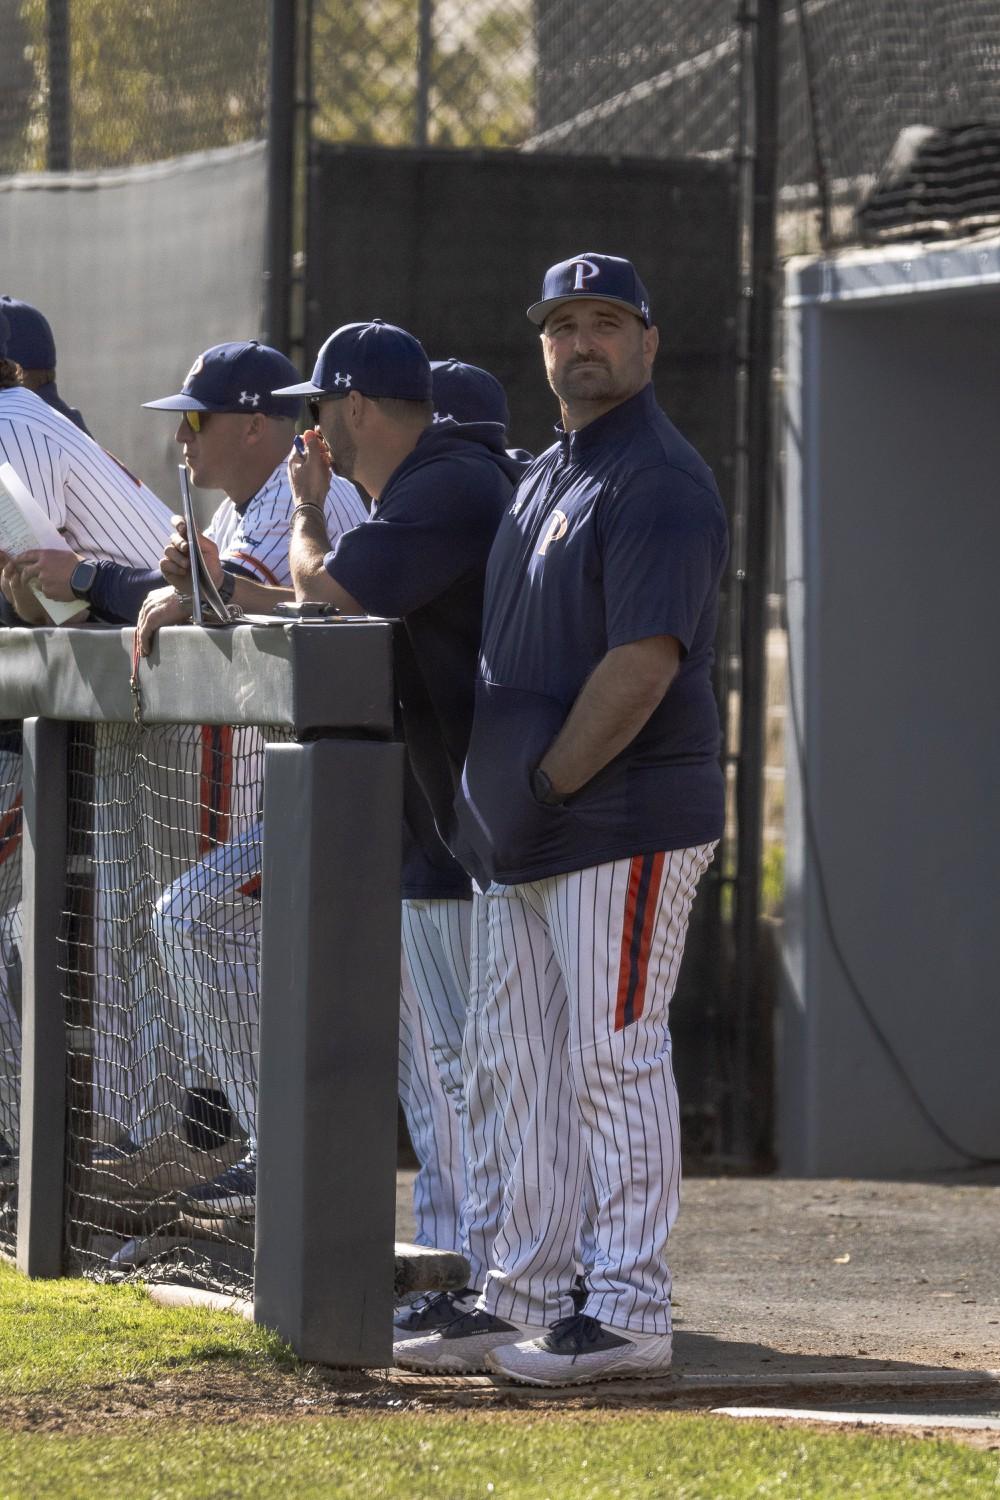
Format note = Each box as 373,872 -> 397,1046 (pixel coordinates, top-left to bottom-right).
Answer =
2,1173 -> 997,1439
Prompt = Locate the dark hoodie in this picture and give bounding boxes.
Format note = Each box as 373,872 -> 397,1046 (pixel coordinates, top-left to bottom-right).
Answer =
33,379 -> 91,437
325,420 -> 523,865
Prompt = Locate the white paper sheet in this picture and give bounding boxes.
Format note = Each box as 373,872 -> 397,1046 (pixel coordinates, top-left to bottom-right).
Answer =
0,463 -> 87,624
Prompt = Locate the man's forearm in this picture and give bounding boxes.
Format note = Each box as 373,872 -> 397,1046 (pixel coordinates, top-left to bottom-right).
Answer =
230,575 -> 294,613
289,507 -> 364,613
539,636 -> 680,797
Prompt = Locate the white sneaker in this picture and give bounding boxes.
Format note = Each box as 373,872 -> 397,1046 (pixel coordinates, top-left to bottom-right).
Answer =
485,1313 -> 673,1386
394,1307 -> 537,1373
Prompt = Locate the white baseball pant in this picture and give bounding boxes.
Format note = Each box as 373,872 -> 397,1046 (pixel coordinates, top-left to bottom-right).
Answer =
152,821 -> 262,1145
468,845 -> 716,1335
397,896 -> 476,1273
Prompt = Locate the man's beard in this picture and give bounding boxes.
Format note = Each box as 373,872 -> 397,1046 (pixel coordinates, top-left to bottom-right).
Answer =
554,357 -> 617,403
326,426 -> 357,481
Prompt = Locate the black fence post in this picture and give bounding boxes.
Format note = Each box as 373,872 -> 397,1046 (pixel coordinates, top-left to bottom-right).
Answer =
265,0 -> 297,351
17,718 -> 69,1277
732,0 -> 780,1163
46,0 -> 71,172
254,735 -> 404,1366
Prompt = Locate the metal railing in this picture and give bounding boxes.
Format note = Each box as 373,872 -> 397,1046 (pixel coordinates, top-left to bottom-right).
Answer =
0,618 -> 403,1367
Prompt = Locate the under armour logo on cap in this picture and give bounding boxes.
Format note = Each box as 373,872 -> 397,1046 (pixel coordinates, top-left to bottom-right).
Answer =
527,253 -> 653,328
143,340 -> 303,419
430,359 -> 510,429
271,320 -> 432,403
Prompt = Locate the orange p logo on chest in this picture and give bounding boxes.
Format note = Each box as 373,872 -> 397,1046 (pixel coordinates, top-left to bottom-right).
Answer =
537,509 -> 568,556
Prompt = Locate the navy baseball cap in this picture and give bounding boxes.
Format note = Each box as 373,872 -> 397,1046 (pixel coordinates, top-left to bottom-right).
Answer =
273,319 -> 432,402
0,297 -> 57,369
0,308 -> 9,359
143,340 -> 302,418
527,253 -> 652,328
431,358 -> 509,429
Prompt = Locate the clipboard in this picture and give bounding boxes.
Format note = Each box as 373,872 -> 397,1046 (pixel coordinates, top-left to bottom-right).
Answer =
177,464 -> 232,625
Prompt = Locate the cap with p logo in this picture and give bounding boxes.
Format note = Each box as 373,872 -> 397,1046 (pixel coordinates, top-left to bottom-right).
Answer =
527,253 -> 652,328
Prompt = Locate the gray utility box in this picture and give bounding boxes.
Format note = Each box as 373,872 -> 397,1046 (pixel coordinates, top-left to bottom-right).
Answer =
780,237 -> 1000,1175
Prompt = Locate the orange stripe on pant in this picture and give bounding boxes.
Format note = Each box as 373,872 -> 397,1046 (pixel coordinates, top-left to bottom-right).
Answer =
198,725 -> 234,853
0,794 -> 22,867
614,851 -> 666,1030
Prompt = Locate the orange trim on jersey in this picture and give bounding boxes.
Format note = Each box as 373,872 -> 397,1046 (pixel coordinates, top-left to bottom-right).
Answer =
239,874 -> 262,899
103,450 -> 143,487
614,851 -> 665,1030
198,725 -> 233,852
0,795 -> 23,867
229,551 -> 282,586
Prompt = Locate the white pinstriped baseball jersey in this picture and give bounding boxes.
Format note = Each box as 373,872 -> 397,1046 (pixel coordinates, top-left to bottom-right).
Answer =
208,461 -> 367,588
0,386 -> 170,567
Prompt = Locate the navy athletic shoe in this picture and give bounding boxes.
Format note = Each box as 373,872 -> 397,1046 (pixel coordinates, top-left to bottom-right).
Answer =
178,1151 -> 256,1217
393,1287 -> 475,1341
393,1307 -> 539,1373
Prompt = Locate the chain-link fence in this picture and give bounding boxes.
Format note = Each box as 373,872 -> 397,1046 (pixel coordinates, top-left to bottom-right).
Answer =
4,0 -> 999,249
0,717 -> 294,1293
0,0 -> 268,175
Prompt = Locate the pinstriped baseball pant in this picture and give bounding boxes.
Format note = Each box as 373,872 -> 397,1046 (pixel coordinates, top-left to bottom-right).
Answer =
398,898 -> 470,1261
467,844 -> 716,1335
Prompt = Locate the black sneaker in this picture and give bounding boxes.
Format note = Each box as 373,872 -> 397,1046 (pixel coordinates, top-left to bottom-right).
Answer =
394,1287 -> 474,1341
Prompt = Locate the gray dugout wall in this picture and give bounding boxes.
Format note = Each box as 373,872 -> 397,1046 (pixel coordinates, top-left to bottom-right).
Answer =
0,143 -> 267,514
782,237 -> 1000,1175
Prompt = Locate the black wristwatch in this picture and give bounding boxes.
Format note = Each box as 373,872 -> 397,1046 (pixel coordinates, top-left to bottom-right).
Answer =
531,765 -> 566,807
69,558 -> 99,600
218,570 -> 236,605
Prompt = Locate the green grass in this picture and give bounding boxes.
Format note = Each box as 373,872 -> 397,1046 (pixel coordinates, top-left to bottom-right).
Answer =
0,1259 -> 293,1396
0,1411 -> 996,1500
1,1263 -> 996,1499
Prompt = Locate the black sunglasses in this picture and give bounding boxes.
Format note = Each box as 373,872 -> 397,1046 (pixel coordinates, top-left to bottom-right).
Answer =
308,392 -> 352,425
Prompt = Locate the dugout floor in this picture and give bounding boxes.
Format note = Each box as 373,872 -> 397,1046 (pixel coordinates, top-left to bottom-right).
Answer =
396,1169 -> 1000,1389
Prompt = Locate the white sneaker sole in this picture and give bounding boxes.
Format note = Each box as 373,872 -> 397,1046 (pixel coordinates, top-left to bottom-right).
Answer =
485,1337 -> 673,1387
394,1322 -> 537,1374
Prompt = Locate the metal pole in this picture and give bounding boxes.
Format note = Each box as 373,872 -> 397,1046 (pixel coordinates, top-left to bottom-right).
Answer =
795,0 -> 832,248
17,719 -> 69,1277
254,736 -> 404,1367
265,0 -> 297,351
46,0 -> 70,172
732,0 -> 780,1163
415,0 -> 433,147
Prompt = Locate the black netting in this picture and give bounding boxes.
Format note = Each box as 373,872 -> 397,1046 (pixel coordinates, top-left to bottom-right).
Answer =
792,0 -> 1000,243
6,0 -> 1000,252
54,720 -> 290,1297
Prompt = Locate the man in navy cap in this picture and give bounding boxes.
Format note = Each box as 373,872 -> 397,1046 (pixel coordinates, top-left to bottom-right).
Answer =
396,254 -> 729,1385
276,320 -> 523,858
74,340 -> 368,1214
394,356 -> 531,1341
0,297 -> 90,435
273,322 -> 523,1314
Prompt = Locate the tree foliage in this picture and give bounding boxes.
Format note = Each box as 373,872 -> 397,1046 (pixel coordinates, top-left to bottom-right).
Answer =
18,0 -> 268,171
311,0 -> 534,149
